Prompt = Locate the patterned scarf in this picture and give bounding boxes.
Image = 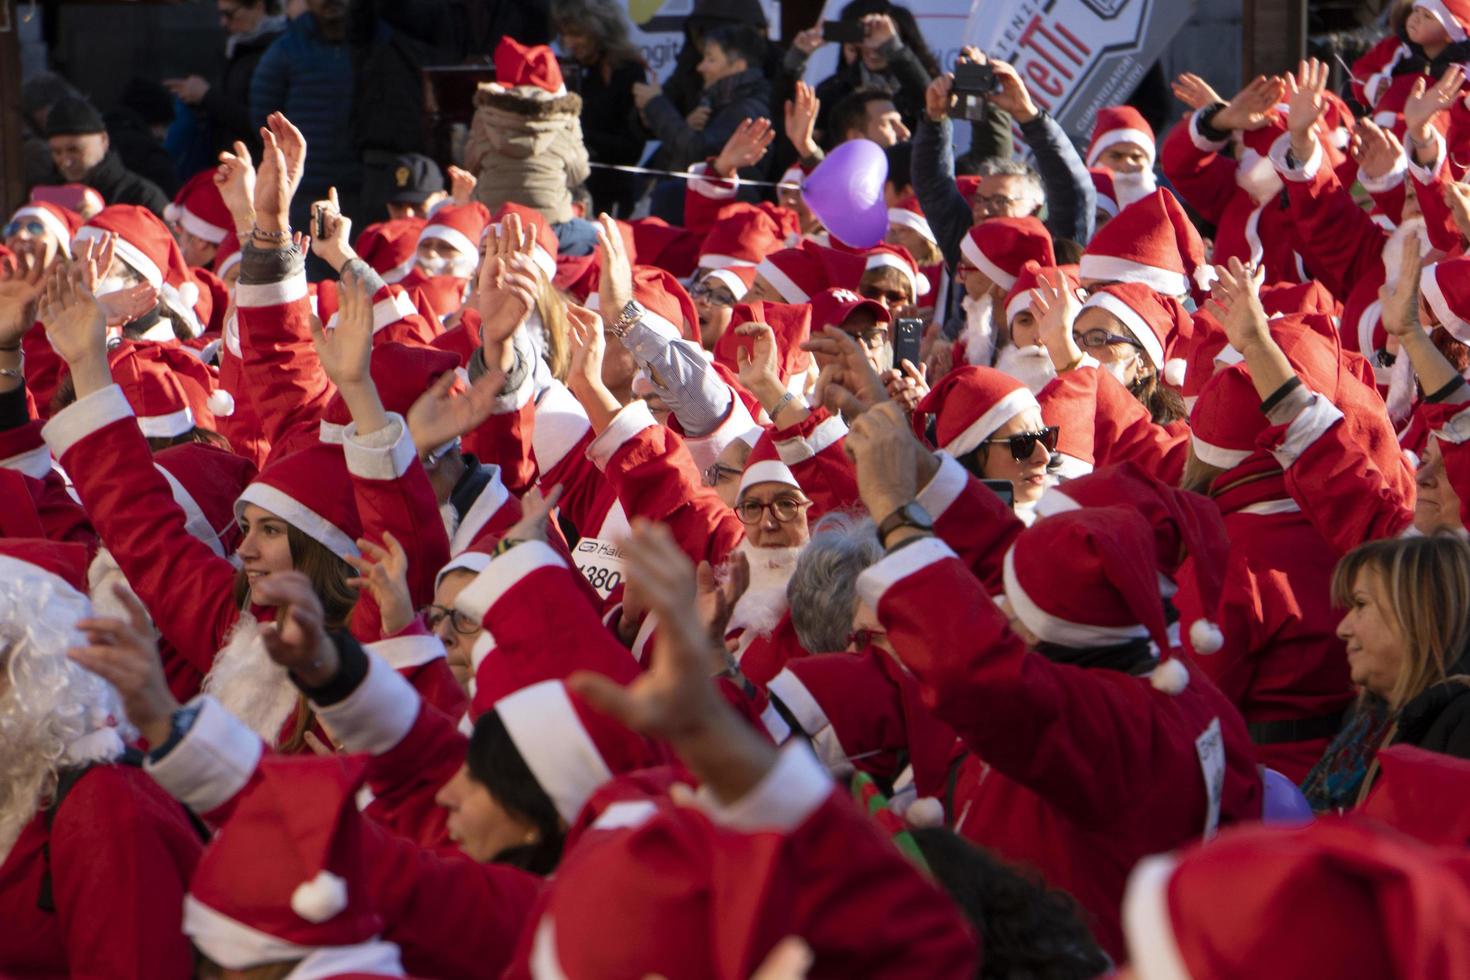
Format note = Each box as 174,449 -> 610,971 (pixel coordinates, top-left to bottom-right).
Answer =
1300,695 -> 1394,813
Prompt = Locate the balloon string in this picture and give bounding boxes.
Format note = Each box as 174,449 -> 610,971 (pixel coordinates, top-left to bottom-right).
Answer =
586,160 -> 802,191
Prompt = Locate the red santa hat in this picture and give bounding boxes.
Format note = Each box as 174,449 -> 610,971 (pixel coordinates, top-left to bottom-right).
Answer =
1085,105 -> 1157,168
170,170 -> 232,246
491,37 -> 567,96
808,287 -> 889,334
1079,281 -> 1189,373
913,365 -> 1040,459
1414,0 -> 1470,42
754,247 -> 826,303
108,341 -> 226,437
738,428 -> 802,495
1036,377 -> 1098,478
356,218 -> 425,280
1122,817 -> 1470,979
75,204 -> 205,336
212,230 -> 241,279
956,175 -> 982,208
1079,189 -> 1209,298
887,193 -> 937,244
764,652 -> 911,782
1189,362 -> 1265,472
416,202 -> 489,266
1088,168 -> 1119,219
155,442 -> 257,558
490,202 -> 560,280
1361,745 -> 1470,847
1033,462 -> 1229,654
0,538 -> 90,594
234,443 -> 362,560
1004,262 -> 1081,327
1005,507 -> 1190,692
1420,255 -> 1470,343
960,216 -> 1056,292
700,264 -> 758,303
862,242 -> 931,297
318,342 -> 461,443
717,301 -> 813,384
698,206 -> 787,270
586,265 -> 699,342
184,755 -> 395,971
9,200 -> 82,257
482,679 -> 665,824
805,239 -> 867,292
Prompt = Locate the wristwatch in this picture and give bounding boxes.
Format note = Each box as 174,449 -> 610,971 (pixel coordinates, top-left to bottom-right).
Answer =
876,501 -> 933,547
609,299 -> 644,339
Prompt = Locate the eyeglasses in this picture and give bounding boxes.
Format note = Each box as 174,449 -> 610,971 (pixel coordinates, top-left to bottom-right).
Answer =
421,604 -> 481,636
860,284 -> 911,307
702,460 -> 743,488
985,425 -> 1059,461
974,193 -> 1027,214
3,220 -> 45,239
690,281 -> 737,307
844,324 -> 890,350
734,496 -> 811,525
1074,328 -> 1142,351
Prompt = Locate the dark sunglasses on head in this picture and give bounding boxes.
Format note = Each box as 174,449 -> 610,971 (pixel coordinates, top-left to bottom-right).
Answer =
3,220 -> 46,239
985,425 -> 1059,461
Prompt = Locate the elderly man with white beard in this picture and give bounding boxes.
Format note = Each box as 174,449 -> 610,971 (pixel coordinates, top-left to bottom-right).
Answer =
0,540 -> 201,979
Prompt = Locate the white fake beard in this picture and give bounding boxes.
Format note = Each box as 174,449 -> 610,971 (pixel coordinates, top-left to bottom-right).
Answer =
201,612 -> 301,745
727,540 -> 803,638
1382,217 -> 1430,292
1112,169 -> 1158,207
959,293 -> 998,366
419,253 -> 477,279
1101,351 -> 1138,386
994,343 -> 1057,394
1235,149 -> 1284,204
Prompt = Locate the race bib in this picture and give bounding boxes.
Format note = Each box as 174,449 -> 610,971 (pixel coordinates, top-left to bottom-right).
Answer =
1195,717 -> 1225,841
573,537 -> 626,599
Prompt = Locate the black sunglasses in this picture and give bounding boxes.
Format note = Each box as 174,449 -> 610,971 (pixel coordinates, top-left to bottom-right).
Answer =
985,425 -> 1059,461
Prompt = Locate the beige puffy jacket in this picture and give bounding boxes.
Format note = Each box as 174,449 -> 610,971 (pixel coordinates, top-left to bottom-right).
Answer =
464,86 -> 590,225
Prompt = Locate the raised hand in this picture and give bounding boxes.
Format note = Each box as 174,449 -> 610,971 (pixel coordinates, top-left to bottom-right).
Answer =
860,13 -> 898,50
215,140 -> 256,234
1284,58 -> 1330,150
1212,75 -> 1287,133
254,125 -> 291,238
686,105 -> 712,131
1350,119 -> 1407,182
694,554 -> 747,645
882,359 -> 929,414
309,187 -> 355,272
502,483 -> 563,545
309,264 -> 373,388
1379,235 -> 1427,339
344,533 -> 414,636
265,112 -> 307,202
988,59 -> 1039,123
715,117 -> 776,178
1172,72 -> 1223,111
254,570 -> 337,687
1029,267 -> 1085,371
37,259 -> 106,372
1404,66 -> 1464,145
0,248 -> 48,349
803,325 -> 891,416
845,400 -> 925,527
924,73 -> 955,123
792,23 -> 823,55
734,321 -> 784,396
67,584 -> 180,748
475,253 -> 539,350
407,368 -> 506,461
594,213 -> 634,326
1205,258 -> 1270,355
447,164 -> 477,204
567,300 -> 609,396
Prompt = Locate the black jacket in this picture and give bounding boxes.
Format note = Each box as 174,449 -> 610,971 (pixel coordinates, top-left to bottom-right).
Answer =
643,67 -> 771,175
200,25 -> 285,157
659,0 -> 771,117
573,59 -> 647,216
1393,660 -> 1470,760
82,151 -> 169,217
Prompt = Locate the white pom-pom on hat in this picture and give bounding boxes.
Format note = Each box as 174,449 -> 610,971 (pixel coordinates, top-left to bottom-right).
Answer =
905,796 -> 946,828
290,870 -> 348,923
206,388 -> 236,417
178,280 -> 200,309
1150,657 -> 1190,695
1163,357 -> 1188,389
1189,618 -> 1224,655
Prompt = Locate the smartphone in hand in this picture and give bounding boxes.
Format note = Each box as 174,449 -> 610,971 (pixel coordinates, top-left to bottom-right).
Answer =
893,317 -> 923,373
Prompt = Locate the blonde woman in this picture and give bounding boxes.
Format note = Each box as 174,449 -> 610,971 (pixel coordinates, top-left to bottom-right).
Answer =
1302,533 -> 1470,810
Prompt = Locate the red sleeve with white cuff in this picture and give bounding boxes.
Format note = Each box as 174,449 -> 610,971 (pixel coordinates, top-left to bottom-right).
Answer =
770,406 -> 859,518
235,270 -> 335,464
915,451 -> 1024,596
462,335 -> 543,499
1158,108 -> 1243,226
531,379 -> 621,539
1404,129 -> 1465,256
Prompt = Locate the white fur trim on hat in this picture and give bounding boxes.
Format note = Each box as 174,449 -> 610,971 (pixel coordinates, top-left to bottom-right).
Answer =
887,207 -> 937,244
1087,128 -> 1157,168
13,206 -> 73,257
497,680 -> 613,824
960,234 -> 1019,291
435,551 -> 491,591
180,208 -> 229,245
754,257 -> 809,303
1416,0 -> 1470,41
905,796 -> 946,828
941,386 -> 1039,459
182,895 -> 317,970
233,483 -> 361,560
698,253 -> 758,270
75,225 -> 161,287
136,405 -> 195,439
1005,289 -> 1037,325
704,268 -> 751,301
1422,263 -> 1470,342
866,250 -> 930,296
1002,545 -> 1151,648
738,458 -> 801,495
1077,253 -> 1189,297
1122,854 -> 1192,980
419,223 -> 479,262
1189,433 -> 1253,470
1082,290 -> 1166,369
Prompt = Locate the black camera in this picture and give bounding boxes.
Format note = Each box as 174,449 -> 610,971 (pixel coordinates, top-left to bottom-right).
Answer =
949,60 -> 1000,122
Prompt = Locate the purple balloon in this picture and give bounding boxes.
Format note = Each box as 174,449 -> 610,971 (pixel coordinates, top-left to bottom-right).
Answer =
801,139 -> 890,248
1261,767 -> 1314,825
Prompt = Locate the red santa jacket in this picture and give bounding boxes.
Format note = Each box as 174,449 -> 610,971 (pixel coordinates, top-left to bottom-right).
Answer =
859,537 -> 1262,960
1039,365 -> 1190,486
0,760 -> 201,979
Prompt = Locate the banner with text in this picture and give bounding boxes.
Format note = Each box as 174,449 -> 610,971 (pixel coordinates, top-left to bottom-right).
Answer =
963,0 -> 1193,143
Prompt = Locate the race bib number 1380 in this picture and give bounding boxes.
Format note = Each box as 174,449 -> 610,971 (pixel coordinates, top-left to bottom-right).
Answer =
574,538 -> 625,599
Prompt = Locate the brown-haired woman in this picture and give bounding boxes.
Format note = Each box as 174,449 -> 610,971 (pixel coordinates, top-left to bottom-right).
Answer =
1302,533 -> 1470,810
